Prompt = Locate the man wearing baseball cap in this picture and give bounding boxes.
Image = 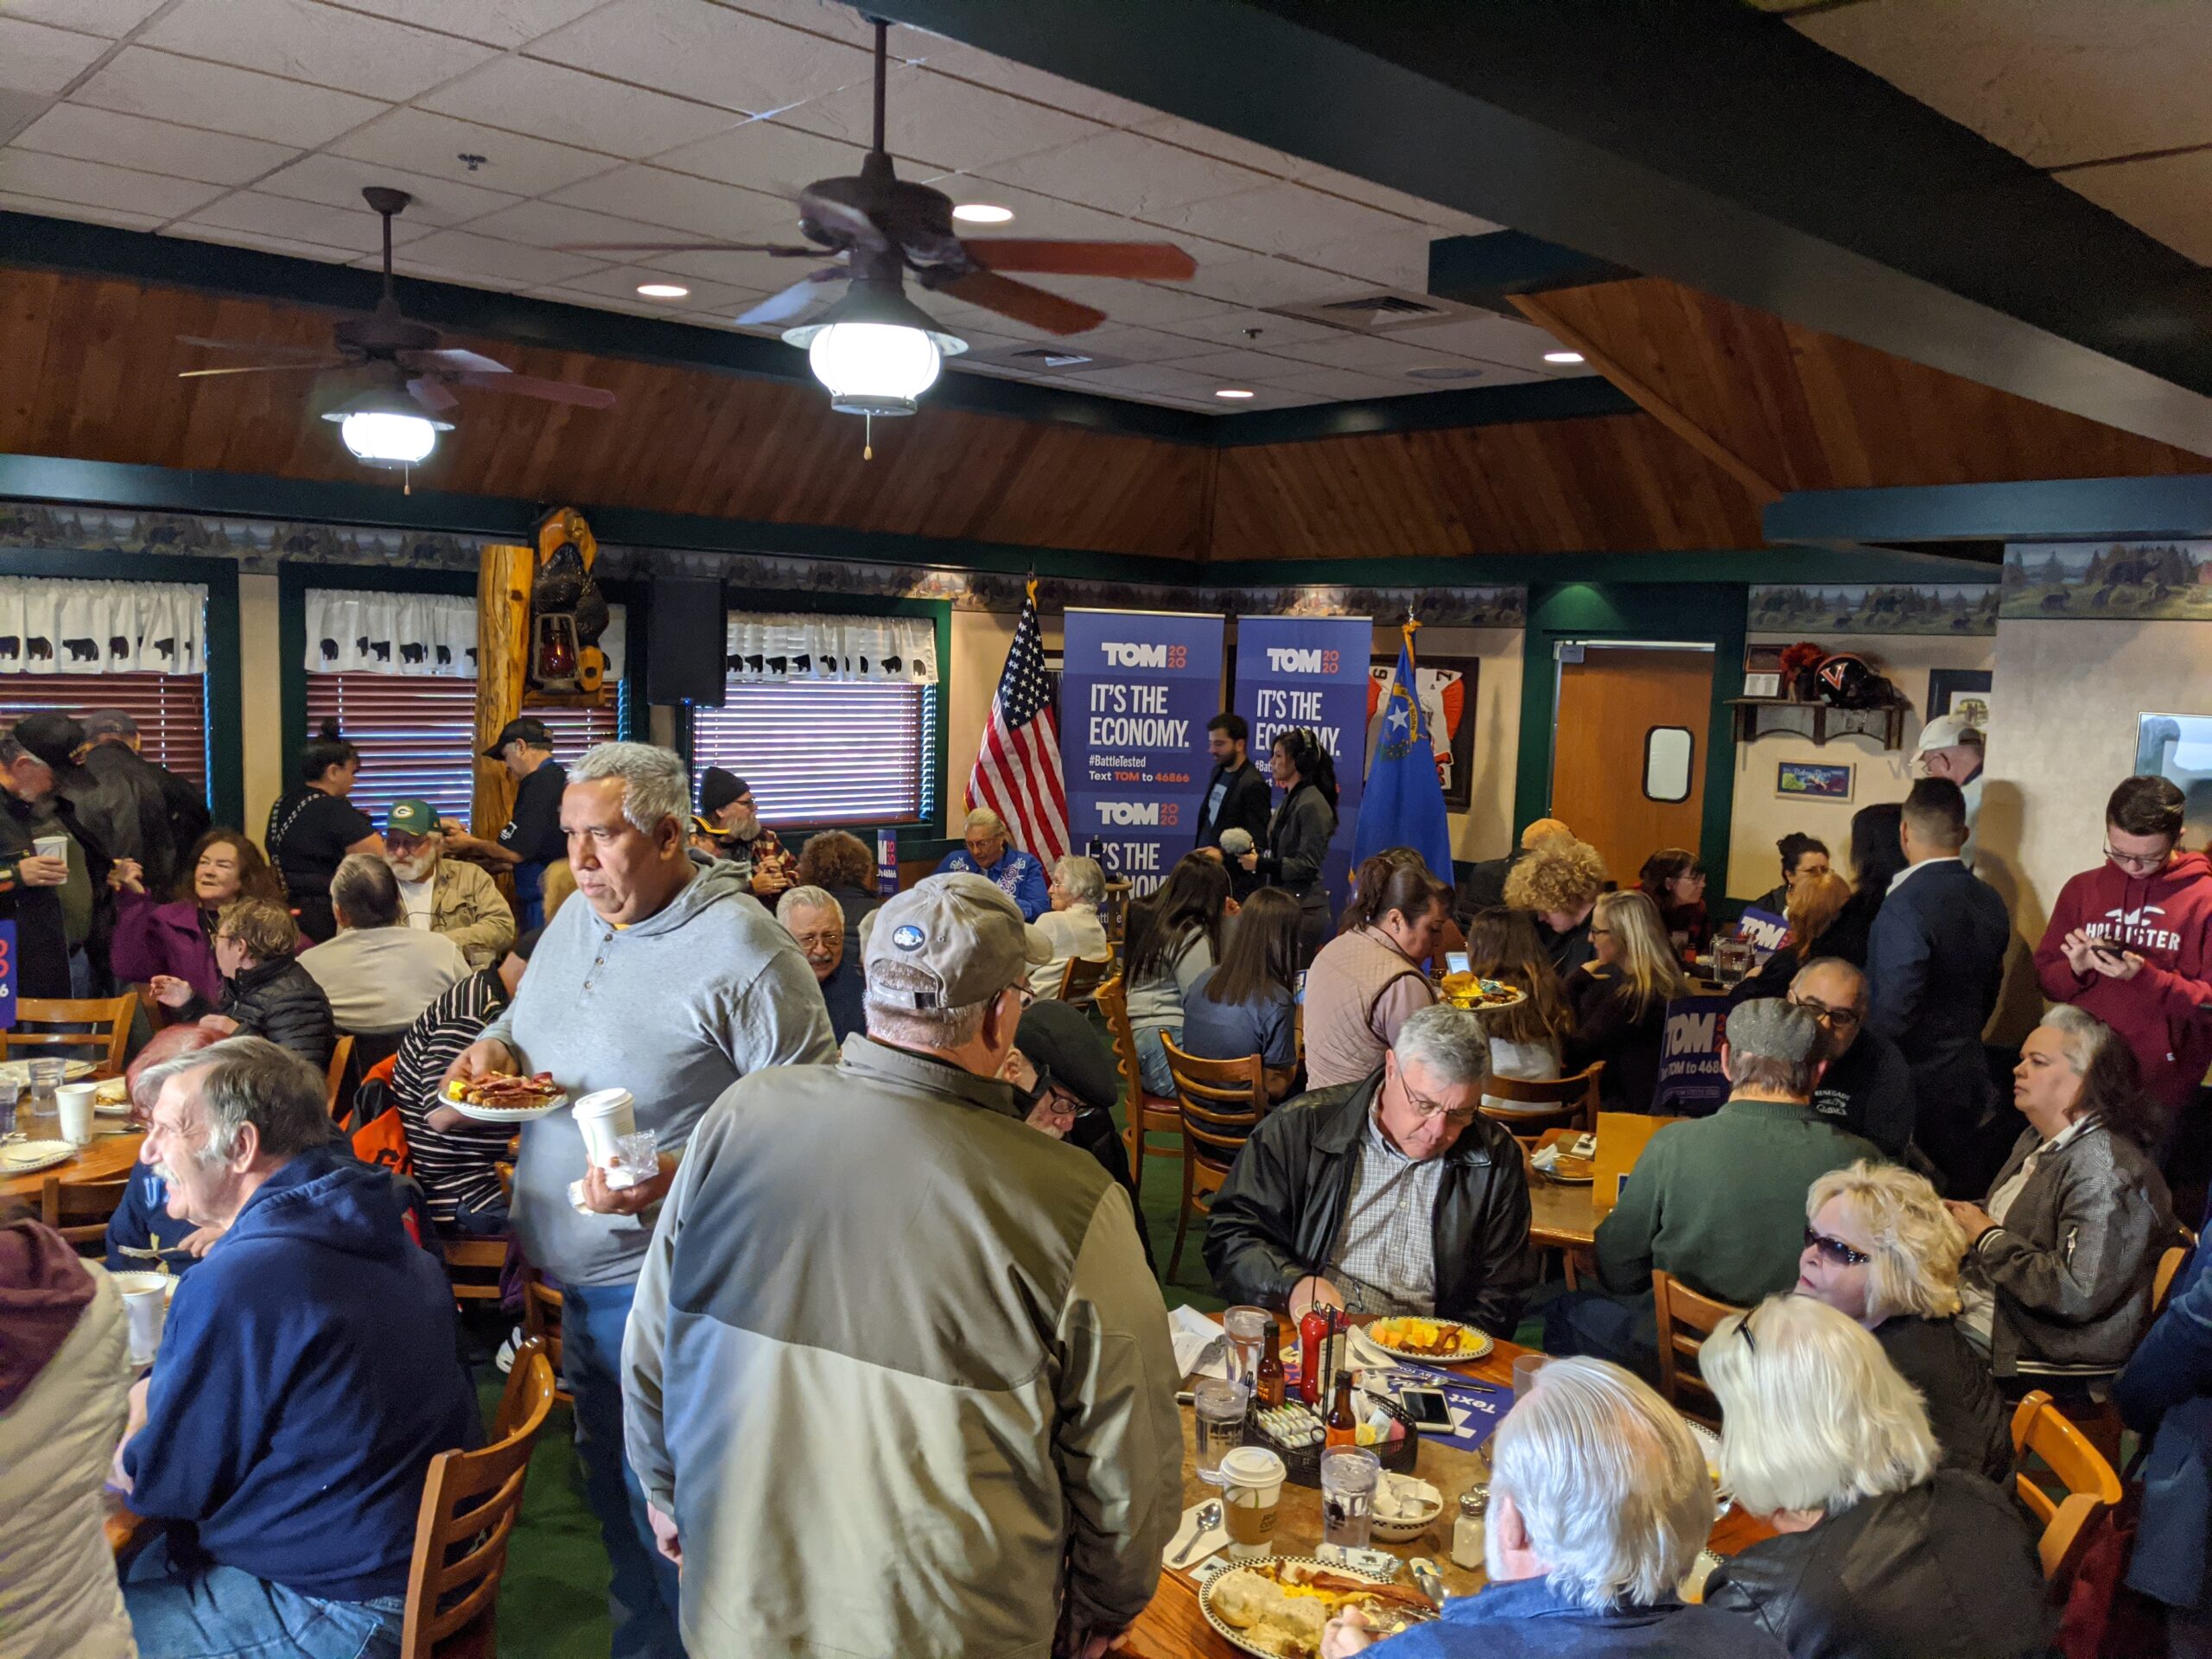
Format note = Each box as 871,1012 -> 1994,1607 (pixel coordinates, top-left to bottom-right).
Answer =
1914,710 -> 1985,866
692,766 -> 798,898
441,717 -> 564,928
625,873 -> 1180,1658
385,798 -> 515,970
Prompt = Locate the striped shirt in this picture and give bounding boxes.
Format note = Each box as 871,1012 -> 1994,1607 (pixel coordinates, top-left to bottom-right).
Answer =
391,970 -> 514,1227
1326,1103 -> 1444,1315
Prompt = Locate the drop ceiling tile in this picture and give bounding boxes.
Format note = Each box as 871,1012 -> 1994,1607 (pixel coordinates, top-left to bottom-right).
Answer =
379,256 -> 531,293
73,46 -> 388,146
1300,226 -> 1434,290
1060,325 -> 1223,364
1126,114 -> 1306,182
526,0 -> 874,117
416,55 -> 742,157
1023,274 -> 1235,329
983,128 -> 1272,218
183,188 -> 436,254
321,0 -> 609,50
541,262 -> 765,312
1389,313 -> 1592,375
11,105 -> 297,187
722,0 -> 920,52
1167,346 -> 1328,380
1262,365 -> 1421,400
920,177 -> 1141,242
1275,331 -> 1474,373
0,191 -> 163,232
256,153 -> 522,226
0,17 -> 113,95
626,242 -> 830,290
547,164 -> 795,241
0,91 -> 52,149
911,40 -> 1161,129
654,116 -> 868,196
171,222 -> 362,262
461,196 -> 687,257
775,64 -> 1108,174
143,0 -> 499,105
1296,162 -> 1503,236
1146,180 -> 1416,262
0,149 -> 225,218
1057,361 -> 1225,398
330,109 -> 616,198
1179,254 -> 1346,310
391,226 -> 603,284
1155,308 -> 1343,351
2062,151 -> 2212,267
4,0 -> 169,35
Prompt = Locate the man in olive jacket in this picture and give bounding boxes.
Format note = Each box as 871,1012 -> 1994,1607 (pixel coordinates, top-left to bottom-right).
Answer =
1203,1003 -> 1534,1332
623,874 -> 1180,1659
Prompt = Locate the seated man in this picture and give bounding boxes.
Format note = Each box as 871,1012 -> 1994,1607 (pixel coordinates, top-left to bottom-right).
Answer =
384,797 -> 516,970
1205,1003 -> 1533,1332
396,928 -> 538,1236
1787,957 -> 1914,1160
694,767 -> 798,898
1548,1000 -> 1883,1370
936,806 -> 1049,921
1008,995 -> 1150,1262
776,885 -> 862,1044
1321,1357 -> 1786,1659
299,853 -> 470,1038
116,1037 -> 479,1659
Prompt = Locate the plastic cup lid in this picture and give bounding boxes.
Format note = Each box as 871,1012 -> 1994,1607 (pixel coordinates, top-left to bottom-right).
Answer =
1218,1446 -> 1286,1487
573,1088 -> 633,1117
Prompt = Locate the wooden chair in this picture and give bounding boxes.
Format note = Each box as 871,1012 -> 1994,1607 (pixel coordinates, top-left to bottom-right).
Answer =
2010,1389 -> 2124,1586
2,995 -> 136,1074
40,1174 -> 128,1253
1056,952 -> 1114,1009
520,1273 -> 574,1408
1160,1034 -> 1268,1283
1651,1269 -> 1742,1427
444,1238 -> 509,1310
325,1035 -> 356,1124
2154,1242 -> 2191,1314
1481,1061 -> 1604,1136
1095,976 -> 1182,1206
398,1340 -> 556,1659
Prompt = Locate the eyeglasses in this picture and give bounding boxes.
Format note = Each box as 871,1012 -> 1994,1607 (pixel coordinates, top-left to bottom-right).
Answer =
1802,1226 -> 1871,1267
1588,926 -> 1613,939
2104,844 -> 2172,874
1402,1082 -> 1478,1128
1001,984 -> 1036,1012
1788,995 -> 1861,1033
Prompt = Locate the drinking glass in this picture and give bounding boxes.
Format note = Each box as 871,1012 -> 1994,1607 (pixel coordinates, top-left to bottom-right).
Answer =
1193,1379 -> 1248,1484
1713,938 -> 1754,987
1319,1447 -> 1381,1549
1223,1305 -> 1270,1395
0,1079 -> 18,1140
25,1059 -> 63,1116
1512,1351 -> 1548,1402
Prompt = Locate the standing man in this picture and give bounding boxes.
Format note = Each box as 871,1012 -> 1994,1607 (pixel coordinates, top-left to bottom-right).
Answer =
692,767 -> 798,898
69,709 -> 208,895
10,713 -> 115,997
623,873 -> 1179,1658
385,798 -> 516,969
441,717 -> 565,931
2034,775 -> 2212,1122
1914,712 -> 1986,866
937,805 -> 1051,920
0,722 -> 79,996
448,741 -> 834,1659
1195,712 -> 1271,895
1866,778 -> 2012,1195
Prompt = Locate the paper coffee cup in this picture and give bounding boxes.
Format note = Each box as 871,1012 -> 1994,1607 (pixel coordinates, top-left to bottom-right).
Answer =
31,835 -> 66,862
1219,1446 -> 1286,1560
113,1270 -> 168,1364
55,1082 -> 97,1146
572,1088 -> 637,1166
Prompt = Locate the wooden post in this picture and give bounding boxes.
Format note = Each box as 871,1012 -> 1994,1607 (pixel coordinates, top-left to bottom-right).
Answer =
473,543 -> 533,837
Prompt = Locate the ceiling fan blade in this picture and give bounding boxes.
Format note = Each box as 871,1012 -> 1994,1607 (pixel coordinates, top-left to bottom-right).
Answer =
735,269 -> 845,327
175,335 -> 338,362
937,270 -> 1107,337
406,376 -> 460,414
552,240 -> 818,257
453,371 -> 616,410
397,347 -> 509,375
177,360 -> 342,379
797,189 -> 889,254
963,239 -> 1198,281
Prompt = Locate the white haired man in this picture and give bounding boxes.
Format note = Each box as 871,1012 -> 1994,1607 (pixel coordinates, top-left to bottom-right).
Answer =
447,741 -> 835,1659
776,883 -> 863,1043
935,805 -> 1049,918
1322,1357 -> 1787,1657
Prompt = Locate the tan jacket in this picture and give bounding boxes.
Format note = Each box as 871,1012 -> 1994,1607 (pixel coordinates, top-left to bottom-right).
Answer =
423,856 -> 515,969
1301,925 -> 1437,1089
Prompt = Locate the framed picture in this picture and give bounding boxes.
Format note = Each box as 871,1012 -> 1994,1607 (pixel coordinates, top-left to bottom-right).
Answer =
1928,668 -> 1993,722
1777,760 -> 1853,801
2136,713 -> 2212,849
1368,656 -> 1479,811
1745,643 -> 1787,674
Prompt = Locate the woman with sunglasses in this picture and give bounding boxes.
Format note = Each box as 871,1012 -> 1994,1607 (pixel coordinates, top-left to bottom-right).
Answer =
1700,1295 -> 2051,1659
1795,1161 -> 2011,1483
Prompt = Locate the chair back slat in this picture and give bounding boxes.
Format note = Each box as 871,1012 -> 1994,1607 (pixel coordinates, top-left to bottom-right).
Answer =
4,995 -> 136,1073
2009,1389 -> 2123,1584
518,1276 -> 573,1409
2154,1243 -> 2190,1315
1160,1033 -> 1264,1165
325,1035 -> 357,1124
1094,976 -> 1139,1095
41,1174 -> 130,1251
1480,1061 -> 1603,1135
1650,1269 -> 1739,1427
443,1237 -> 508,1306
1056,953 -> 1113,1007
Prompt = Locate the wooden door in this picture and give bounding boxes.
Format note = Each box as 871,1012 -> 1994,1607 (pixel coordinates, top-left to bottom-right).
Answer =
1550,645 -> 1713,882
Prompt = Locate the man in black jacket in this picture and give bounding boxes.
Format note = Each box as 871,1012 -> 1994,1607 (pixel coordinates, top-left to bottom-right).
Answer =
1204,1002 -> 1533,1333
1194,713 -> 1272,897
1788,957 -> 1915,1160
1,714 -> 115,997
70,709 -> 209,893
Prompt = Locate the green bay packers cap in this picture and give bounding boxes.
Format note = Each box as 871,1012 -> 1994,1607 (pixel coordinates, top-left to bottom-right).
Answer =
387,798 -> 438,837
863,872 -> 1052,1009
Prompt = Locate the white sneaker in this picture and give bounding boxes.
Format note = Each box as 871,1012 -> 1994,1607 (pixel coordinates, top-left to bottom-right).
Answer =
493,1325 -> 524,1375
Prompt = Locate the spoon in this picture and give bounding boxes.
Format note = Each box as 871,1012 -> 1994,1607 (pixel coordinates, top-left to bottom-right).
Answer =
1170,1499 -> 1223,1566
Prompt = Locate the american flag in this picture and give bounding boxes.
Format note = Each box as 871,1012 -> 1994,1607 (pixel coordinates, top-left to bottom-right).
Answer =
966,580 -> 1067,861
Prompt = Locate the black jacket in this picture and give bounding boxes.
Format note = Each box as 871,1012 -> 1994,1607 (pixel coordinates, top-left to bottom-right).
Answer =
1453,849 -> 1526,926
1255,781 -> 1337,957
1705,1471 -> 2052,1659
65,743 -> 208,895
1541,914 -> 1598,981
1808,1027 -> 1916,1161
1201,1071 -> 1534,1332
194,957 -> 337,1072
1196,760 -> 1271,850
1873,1316 -> 2012,1485
1818,887 -> 1882,969
0,788 -> 74,996
1564,968 -> 1668,1113
1867,863 -> 2010,1106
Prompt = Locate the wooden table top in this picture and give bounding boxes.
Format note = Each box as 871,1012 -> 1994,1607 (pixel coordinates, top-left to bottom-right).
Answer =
1,1101 -> 143,1201
1119,1321 -> 1770,1659
1524,1128 -> 1596,1253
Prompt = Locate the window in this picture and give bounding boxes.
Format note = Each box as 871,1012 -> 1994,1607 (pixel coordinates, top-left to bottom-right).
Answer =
305,674 -> 620,825
1643,726 -> 1694,803
690,681 -> 934,826
0,672 -> 207,791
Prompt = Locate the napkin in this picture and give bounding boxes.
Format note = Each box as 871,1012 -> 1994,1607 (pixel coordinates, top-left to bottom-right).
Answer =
1162,1499 -> 1228,1568
1168,1305 -> 1231,1379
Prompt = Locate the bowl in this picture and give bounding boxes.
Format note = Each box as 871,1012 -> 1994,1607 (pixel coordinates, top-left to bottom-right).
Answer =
1369,1473 -> 1444,1543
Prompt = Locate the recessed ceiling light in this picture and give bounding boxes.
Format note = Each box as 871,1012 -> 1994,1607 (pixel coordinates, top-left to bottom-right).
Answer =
1214,387 -> 1255,400
952,203 -> 1014,225
1543,349 -> 1585,365
636,282 -> 690,299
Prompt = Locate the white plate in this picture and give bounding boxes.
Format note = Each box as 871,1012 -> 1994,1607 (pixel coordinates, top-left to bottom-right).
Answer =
1688,1421 -> 1734,1516
1198,1557 -> 1435,1659
448,1093 -> 567,1124
0,1058 -> 96,1085
1357,1320 -> 1495,1364
0,1139 -> 79,1175
95,1099 -> 133,1116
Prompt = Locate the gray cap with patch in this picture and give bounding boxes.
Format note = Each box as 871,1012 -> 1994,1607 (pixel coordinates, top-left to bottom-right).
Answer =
1725,998 -> 1827,1066
863,872 -> 1053,1009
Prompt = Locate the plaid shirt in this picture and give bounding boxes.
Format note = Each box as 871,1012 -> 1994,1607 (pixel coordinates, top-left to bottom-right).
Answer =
1326,1103 -> 1444,1315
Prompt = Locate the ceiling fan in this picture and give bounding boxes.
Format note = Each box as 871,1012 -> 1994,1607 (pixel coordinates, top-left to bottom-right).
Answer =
175,186 -> 616,473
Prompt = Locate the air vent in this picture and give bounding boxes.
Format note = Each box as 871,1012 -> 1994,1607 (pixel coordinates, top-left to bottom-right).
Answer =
1009,347 -> 1095,368
1405,365 -> 1484,383
1266,287 -> 1499,339
1318,295 -> 1447,320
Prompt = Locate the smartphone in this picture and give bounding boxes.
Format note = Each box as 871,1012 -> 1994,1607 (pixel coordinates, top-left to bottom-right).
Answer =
1397,1388 -> 1454,1430
1445,951 -> 1470,977
2089,939 -> 2128,964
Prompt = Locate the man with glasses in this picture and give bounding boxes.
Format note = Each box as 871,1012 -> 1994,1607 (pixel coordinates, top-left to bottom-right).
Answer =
2035,773 -> 2212,1120
384,797 -> 515,969
1205,1002 -> 1534,1332
1789,957 -> 1915,1160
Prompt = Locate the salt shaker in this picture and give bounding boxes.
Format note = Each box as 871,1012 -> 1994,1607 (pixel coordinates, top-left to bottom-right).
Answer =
1452,1485 -> 1489,1570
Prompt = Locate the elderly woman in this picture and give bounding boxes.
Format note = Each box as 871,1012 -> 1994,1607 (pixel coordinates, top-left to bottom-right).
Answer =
1794,1161 -> 2010,1482
111,829 -> 289,1007
776,885 -> 863,1044
1702,1296 -> 2051,1659
1503,836 -> 1611,977
147,896 -> 335,1072
1030,854 -> 1112,997
933,807 -> 1048,919
1944,1003 -> 2176,1381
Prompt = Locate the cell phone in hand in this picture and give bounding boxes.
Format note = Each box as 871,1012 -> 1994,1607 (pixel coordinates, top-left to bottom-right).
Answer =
2089,939 -> 2128,964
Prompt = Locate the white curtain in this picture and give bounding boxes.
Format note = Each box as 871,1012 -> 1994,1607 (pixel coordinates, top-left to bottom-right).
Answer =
0,578 -> 206,675
305,589 -> 627,680
723,613 -> 938,683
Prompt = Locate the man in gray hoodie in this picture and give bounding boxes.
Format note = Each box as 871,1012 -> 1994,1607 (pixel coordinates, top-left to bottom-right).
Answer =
447,741 -> 835,1659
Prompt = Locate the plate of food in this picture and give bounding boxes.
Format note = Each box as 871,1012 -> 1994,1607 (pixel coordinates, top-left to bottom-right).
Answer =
444,1072 -> 568,1123
1199,1557 -> 1437,1659
1688,1421 -> 1733,1516
93,1077 -> 132,1116
0,1139 -> 79,1177
1360,1316 -> 1494,1363
0,1058 -> 97,1086
1436,972 -> 1524,1011
1531,1134 -> 1597,1184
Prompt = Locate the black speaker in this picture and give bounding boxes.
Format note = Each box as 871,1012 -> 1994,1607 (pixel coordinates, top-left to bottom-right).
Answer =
646,575 -> 726,707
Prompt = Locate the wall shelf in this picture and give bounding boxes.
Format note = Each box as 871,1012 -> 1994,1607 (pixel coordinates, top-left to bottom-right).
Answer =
1729,697 -> 1905,751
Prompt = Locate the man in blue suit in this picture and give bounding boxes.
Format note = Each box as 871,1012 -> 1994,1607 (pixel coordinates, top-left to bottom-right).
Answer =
1866,778 -> 2012,1197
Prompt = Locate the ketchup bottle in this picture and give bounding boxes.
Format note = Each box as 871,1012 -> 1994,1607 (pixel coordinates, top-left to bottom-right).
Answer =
1298,1304 -> 1332,1405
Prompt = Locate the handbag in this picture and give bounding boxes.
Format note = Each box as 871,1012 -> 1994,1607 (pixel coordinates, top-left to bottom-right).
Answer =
2058,1446 -> 2165,1659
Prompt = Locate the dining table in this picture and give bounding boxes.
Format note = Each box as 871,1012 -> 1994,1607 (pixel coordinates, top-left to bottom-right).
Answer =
1523,1127 -> 1598,1255
1118,1314 -> 1770,1659
1,1090 -> 142,1203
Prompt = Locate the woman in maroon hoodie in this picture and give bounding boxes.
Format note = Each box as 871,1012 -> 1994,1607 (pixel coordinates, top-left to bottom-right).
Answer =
111,828 -> 287,1008
2035,776 -> 2212,1121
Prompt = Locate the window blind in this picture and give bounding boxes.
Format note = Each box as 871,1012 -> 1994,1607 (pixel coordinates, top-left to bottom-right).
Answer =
691,682 -> 931,826
0,673 -> 207,788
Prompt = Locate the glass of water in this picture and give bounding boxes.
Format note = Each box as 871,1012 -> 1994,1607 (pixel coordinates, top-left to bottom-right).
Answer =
0,1079 -> 18,1140
25,1059 -> 63,1117
1223,1305 -> 1270,1395
1193,1378 -> 1248,1484
1319,1446 -> 1381,1549
1713,938 -> 1755,987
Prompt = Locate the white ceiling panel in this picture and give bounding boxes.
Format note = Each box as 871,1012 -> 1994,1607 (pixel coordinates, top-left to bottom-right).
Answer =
654,114 -> 868,195
622,243 -> 830,291
1281,331 -> 1469,374
985,128 -> 1273,219
0,90 -> 52,149
1015,274 -> 1236,330
1151,308 -> 1348,352
181,188 -> 435,254
545,162 -> 794,240
255,153 -> 523,226
774,64 -> 1107,174
913,178 -> 1137,242
527,0 -> 874,117
3,0 -> 170,35
73,47 -> 388,147
1296,162 -> 1503,238
1058,361 -> 1228,399
386,226 -> 603,284
1390,313 -> 1589,375
10,105 -> 298,187
1299,226 -> 1433,290
1125,114 -> 1307,185
1179,254 -> 1346,311
416,55 -> 742,156
1147,180 -> 1419,264
1054,325 -> 1223,365
543,262 -> 766,312
1262,364 -> 1424,401
320,0 -> 611,50
0,16 -> 116,95
142,0 -> 499,105
2062,152 -> 2212,267
330,109 -> 617,198
1166,345 -> 1330,382
460,195 -> 689,254
0,149 -> 225,218
0,189 -> 162,231
907,38 -> 1160,129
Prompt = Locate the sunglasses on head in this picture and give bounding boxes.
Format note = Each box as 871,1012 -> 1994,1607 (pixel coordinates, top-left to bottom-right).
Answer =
1803,1226 -> 1870,1267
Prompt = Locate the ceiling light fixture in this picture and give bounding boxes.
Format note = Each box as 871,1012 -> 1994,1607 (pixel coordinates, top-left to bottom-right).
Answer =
636,282 -> 690,299
320,383 -> 453,491
951,202 -> 1014,225
1214,387 -> 1255,400
1543,350 -> 1585,365
784,280 -> 966,456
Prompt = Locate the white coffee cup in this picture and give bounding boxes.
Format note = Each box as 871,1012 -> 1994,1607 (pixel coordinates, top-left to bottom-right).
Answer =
31,835 -> 67,863
112,1270 -> 168,1365
572,1088 -> 637,1166
55,1082 -> 97,1146
1218,1445 -> 1287,1561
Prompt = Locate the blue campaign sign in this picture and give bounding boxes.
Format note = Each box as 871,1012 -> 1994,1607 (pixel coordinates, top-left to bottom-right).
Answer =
1233,616 -> 1370,921
1651,993 -> 1733,1115
1736,906 -> 1789,954
0,918 -> 16,1030
1059,608 -> 1227,897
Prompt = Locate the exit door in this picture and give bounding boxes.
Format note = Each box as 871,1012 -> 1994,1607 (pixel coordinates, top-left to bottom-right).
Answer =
1549,644 -> 1713,883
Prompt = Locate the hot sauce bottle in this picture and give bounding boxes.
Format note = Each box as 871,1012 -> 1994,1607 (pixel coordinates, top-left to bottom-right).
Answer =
1298,1304 -> 1332,1405
1255,1334 -> 1286,1408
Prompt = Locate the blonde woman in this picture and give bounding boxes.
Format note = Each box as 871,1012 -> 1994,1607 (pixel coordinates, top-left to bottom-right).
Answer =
1734,868 -> 1853,1003
1503,836 -> 1610,976
1701,1296 -> 2050,1659
1795,1161 -> 2010,1483
1563,890 -> 1688,1111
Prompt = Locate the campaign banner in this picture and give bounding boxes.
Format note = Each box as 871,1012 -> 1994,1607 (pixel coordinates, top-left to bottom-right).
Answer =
1060,608 -> 1227,897
1735,906 -> 1789,954
1651,993 -> 1733,1115
0,919 -> 16,1030
1233,616 -> 1370,918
